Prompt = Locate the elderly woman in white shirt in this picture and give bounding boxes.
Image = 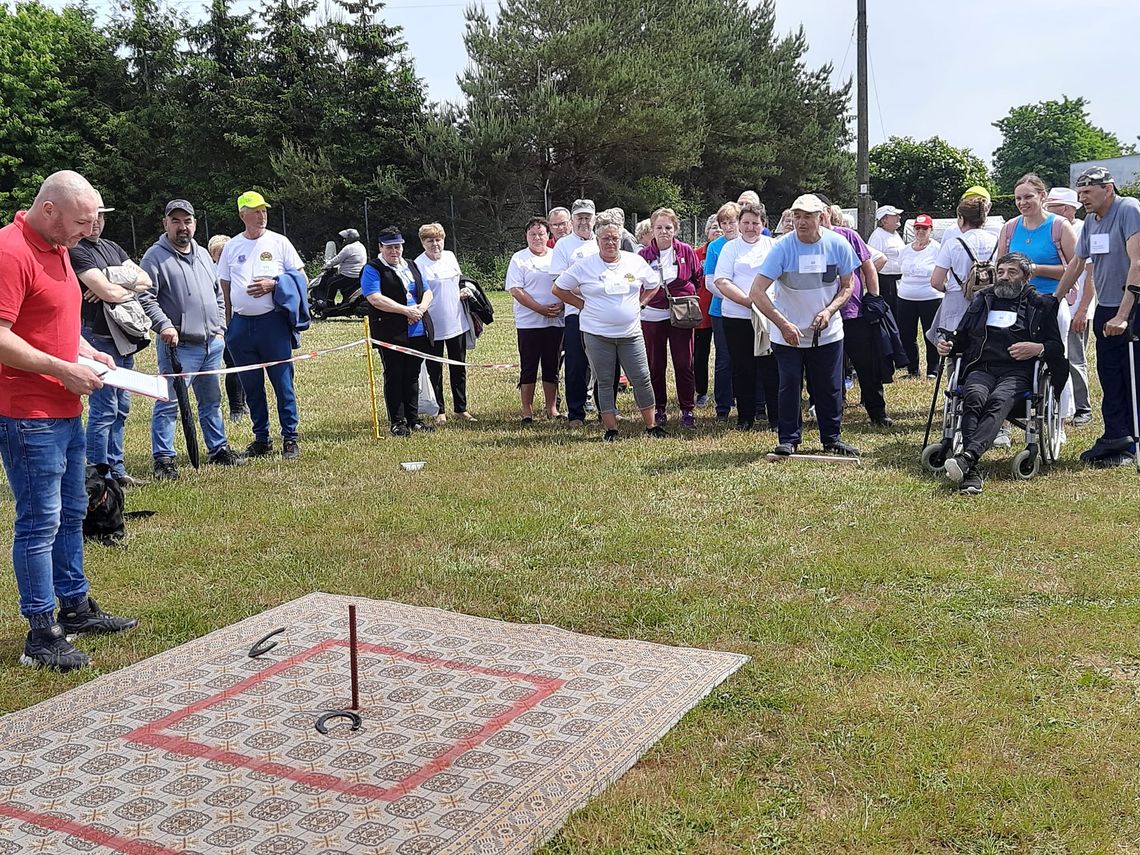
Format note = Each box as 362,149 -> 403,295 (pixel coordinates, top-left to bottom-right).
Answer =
505,216 -> 564,421
553,222 -> 664,441
896,214 -> 942,378
416,222 -> 475,424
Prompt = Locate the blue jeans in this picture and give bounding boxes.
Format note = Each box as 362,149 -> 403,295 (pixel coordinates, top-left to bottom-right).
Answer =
711,314 -> 734,417
0,417 -> 89,619
152,337 -> 229,459
82,331 -> 133,477
226,312 -> 299,443
563,314 -> 588,422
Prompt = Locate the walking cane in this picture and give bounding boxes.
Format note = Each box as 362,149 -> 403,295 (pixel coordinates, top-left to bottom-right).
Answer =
922,329 -> 953,450
1126,290 -> 1140,473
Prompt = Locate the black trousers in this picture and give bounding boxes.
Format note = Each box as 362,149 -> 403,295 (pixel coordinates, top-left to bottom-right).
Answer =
379,335 -> 428,427
842,315 -> 887,419
693,327 -> 713,397
722,317 -> 779,426
896,297 -> 941,376
324,273 -> 359,305
879,273 -> 900,317
426,334 -> 468,414
960,368 -> 1031,460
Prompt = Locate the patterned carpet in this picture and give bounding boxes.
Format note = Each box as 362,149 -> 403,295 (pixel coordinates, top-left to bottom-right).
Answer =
0,593 -> 747,854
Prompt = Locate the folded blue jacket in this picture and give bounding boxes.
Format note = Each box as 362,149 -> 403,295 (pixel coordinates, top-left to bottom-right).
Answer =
272,268 -> 311,349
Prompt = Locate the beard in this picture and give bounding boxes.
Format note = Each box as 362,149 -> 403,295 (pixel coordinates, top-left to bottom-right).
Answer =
992,278 -> 1026,299
172,232 -> 192,248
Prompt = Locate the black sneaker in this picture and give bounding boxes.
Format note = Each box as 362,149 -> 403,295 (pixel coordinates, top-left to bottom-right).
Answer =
944,453 -> 971,484
207,446 -> 245,466
390,423 -> 410,437
20,623 -> 90,672
645,425 -> 668,438
245,439 -> 274,458
152,457 -> 179,481
773,442 -> 797,456
410,421 -> 435,433
870,415 -> 895,427
282,439 -> 300,460
603,429 -> 619,442
823,440 -> 861,457
959,469 -> 984,494
58,596 -> 138,638
1091,452 -> 1132,469
735,420 -> 754,432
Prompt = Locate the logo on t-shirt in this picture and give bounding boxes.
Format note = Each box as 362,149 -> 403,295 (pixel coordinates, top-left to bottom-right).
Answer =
237,255 -> 247,263
259,251 -> 273,261
624,273 -> 635,283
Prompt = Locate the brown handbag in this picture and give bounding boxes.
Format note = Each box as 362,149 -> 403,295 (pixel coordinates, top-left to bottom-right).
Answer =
657,252 -> 702,329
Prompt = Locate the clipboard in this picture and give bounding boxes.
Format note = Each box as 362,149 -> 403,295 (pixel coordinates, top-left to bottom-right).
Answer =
79,356 -> 172,401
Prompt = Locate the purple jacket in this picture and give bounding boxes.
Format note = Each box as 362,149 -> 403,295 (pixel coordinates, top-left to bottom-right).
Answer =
638,239 -> 701,312
831,226 -> 872,320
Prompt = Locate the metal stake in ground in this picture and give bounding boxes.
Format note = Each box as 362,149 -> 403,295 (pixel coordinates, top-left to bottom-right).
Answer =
348,604 -> 360,711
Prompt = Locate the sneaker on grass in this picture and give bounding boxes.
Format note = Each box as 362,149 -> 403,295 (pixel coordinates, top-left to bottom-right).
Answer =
993,427 -> 1011,448
21,624 -> 89,672
824,440 -> 861,457
207,446 -> 245,466
152,457 -> 178,481
245,439 -> 274,458
59,596 -> 138,638
959,469 -> 984,495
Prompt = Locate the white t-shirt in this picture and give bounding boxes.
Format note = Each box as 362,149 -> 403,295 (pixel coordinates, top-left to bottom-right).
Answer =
934,229 -> 998,294
897,241 -> 943,301
641,246 -> 678,322
415,250 -> 470,341
217,230 -> 304,316
868,227 -> 905,275
549,234 -> 599,317
505,247 -> 563,330
711,235 -> 776,319
556,252 -> 656,338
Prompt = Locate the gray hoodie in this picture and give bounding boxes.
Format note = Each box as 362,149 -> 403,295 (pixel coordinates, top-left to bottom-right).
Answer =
139,235 -> 226,343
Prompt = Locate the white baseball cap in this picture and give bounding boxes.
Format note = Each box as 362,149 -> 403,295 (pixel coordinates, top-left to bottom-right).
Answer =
875,205 -> 903,220
790,194 -> 826,213
1045,187 -> 1079,209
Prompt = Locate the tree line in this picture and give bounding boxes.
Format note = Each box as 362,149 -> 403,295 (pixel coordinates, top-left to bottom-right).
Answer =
1,0 -> 1134,271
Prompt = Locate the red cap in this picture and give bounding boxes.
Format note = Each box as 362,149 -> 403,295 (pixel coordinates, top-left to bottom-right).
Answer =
914,214 -> 933,228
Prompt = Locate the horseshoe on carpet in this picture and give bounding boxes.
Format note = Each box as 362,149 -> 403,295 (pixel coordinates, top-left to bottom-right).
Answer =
315,710 -> 362,735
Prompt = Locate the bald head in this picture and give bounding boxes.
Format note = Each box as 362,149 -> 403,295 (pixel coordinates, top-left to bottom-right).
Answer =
27,170 -> 100,248
737,190 -> 760,206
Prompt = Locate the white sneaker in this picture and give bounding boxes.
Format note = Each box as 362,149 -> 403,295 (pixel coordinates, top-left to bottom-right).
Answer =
993,427 -> 1011,448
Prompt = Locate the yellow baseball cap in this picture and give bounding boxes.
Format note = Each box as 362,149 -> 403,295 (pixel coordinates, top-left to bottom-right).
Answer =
237,190 -> 271,211
961,185 -> 991,202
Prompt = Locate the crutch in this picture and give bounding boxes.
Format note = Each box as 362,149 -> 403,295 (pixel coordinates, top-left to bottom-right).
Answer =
922,329 -> 954,450
1127,296 -> 1140,473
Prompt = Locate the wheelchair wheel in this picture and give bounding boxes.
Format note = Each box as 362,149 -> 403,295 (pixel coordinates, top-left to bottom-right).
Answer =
1040,388 -> 1063,464
1011,448 -> 1039,480
921,443 -> 947,472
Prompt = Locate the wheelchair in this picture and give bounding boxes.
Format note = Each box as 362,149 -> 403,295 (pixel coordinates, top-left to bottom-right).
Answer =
920,354 -> 1064,480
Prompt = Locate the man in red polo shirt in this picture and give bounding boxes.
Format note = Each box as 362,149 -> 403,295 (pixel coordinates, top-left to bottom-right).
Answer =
0,170 -> 139,672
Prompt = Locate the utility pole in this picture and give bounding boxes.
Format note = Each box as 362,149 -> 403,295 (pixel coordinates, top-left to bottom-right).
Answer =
856,0 -> 871,236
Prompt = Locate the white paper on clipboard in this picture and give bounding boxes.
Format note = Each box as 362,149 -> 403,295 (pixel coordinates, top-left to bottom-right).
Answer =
79,356 -> 172,401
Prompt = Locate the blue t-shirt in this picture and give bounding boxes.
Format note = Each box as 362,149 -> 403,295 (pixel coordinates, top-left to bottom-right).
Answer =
1010,213 -> 1062,294
703,235 -> 727,317
361,260 -> 425,337
757,229 -> 859,348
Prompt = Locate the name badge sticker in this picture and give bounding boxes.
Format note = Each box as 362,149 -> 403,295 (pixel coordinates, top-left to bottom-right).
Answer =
1090,233 -> 1110,255
986,310 -> 1016,329
799,253 -> 826,274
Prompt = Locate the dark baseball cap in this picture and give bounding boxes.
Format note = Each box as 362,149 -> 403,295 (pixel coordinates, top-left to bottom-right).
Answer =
164,199 -> 195,217
1075,166 -> 1116,188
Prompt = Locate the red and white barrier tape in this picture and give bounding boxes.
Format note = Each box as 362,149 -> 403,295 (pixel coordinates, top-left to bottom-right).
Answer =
366,338 -> 517,369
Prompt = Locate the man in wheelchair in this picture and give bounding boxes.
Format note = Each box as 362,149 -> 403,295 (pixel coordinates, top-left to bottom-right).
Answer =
936,252 -> 1069,493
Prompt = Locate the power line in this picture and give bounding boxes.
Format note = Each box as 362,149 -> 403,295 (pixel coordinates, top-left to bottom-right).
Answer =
867,42 -> 888,142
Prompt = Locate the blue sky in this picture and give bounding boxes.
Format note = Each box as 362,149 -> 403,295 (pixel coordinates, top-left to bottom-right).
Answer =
387,0 -> 1138,165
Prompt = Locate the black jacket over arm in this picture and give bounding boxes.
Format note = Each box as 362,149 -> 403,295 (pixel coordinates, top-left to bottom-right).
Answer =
948,289 -> 1069,397
365,258 -> 427,346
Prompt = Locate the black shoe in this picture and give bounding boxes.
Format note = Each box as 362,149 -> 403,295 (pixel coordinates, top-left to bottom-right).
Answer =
959,469 -> 984,494
207,446 -> 245,466
944,453 -> 973,484
1079,437 -> 1133,463
735,420 -> 754,432
824,440 -> 861,457
603,429 -> 619,442
58,596 -> 138,638
152,457 -> 179,481
870,415 -> 894,427
282,439 -> 300,460
1091,452 -> 1132,469
389,423 -> 410,437
410,421 -> 435,433
645,425 -> 668,438
229,407 -> 248,423
715,414 -> 730,424
20,623 -> 90,672
245,439 -> 274,458
773,442 -> 797,456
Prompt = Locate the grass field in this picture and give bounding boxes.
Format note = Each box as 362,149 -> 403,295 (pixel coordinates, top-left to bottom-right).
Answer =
1,291 -> 1139,853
